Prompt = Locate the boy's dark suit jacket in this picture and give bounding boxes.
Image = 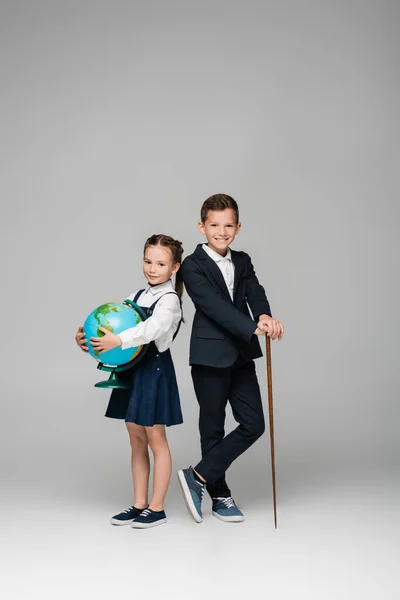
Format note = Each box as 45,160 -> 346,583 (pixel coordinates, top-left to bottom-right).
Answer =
180,244 -> 271,368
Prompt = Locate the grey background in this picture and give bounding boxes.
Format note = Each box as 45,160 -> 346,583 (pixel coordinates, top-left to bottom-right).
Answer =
1,1 -> 399,599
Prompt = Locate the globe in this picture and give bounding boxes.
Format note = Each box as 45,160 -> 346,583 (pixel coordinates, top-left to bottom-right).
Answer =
83,301 -> 146,368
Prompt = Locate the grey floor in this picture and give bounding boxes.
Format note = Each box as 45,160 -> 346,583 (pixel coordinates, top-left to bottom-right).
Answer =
2,458 -> 398,600
2,353 -> 398,599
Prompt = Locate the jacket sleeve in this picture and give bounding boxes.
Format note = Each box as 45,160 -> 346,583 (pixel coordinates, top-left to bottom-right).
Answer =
243,254 -> 272,320
181,258 -> 257,342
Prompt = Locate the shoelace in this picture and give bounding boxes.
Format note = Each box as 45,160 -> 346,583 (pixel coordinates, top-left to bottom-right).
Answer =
122,506 -> 135,514
195,480 -> 206,500
215,496 -> 235,509
140,509 -> 151,518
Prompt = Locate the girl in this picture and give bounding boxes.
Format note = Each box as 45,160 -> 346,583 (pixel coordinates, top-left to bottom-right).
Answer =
75,234 -> 184,529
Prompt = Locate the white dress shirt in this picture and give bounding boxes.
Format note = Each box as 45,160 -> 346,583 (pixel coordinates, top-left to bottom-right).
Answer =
118,280 -> 182,352
202,244 -> 235,300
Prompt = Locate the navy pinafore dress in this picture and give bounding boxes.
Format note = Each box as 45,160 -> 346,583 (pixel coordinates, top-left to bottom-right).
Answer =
105,290 -> 183,427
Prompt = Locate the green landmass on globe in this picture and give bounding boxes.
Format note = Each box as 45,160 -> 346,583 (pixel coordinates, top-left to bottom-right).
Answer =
83,302 -> 144,366
92,303 -> 125,356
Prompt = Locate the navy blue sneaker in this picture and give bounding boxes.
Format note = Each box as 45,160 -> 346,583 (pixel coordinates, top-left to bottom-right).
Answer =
177,467 -> 205,523
110,505 -> 148,526
212,497 -> 245,522
131,508 -> 167,529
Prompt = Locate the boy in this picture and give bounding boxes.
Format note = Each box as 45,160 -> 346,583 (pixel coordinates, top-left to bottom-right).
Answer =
178,194 -> 284,523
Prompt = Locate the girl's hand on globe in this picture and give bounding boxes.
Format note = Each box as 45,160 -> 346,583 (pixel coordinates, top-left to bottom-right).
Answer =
90,327 -> 122,353
75,326 -> 88,352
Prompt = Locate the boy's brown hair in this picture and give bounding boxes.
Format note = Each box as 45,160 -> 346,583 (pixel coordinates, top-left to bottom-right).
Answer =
200,194 -> 239,224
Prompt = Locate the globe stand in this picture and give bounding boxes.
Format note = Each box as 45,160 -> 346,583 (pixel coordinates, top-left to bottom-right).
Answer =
89,299 -> 149,390
94,362 -> 133,389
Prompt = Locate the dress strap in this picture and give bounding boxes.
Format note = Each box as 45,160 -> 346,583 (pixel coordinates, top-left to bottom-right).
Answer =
147,291 -> 180,314
132,289 -> 145,304
147,292 -> 182,341
172,319 -> 182,341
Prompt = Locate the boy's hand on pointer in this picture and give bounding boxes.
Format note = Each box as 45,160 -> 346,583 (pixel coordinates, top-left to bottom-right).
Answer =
257,315 -> 284,341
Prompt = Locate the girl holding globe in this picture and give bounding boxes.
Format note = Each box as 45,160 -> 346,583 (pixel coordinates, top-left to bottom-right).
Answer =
75,234 -> 184,529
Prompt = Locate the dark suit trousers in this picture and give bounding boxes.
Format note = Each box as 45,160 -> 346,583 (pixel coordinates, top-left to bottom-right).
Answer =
191,359 -> 265,498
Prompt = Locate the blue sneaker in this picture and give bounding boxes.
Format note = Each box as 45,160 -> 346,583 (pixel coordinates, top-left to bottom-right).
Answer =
131,508 -> 167,529
110,505 -> 148,526
212,497 -> 245,522
177,467 -> 205,523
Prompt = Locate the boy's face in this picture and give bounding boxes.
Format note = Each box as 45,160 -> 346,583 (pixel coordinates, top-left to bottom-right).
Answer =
198,208 -> 241,255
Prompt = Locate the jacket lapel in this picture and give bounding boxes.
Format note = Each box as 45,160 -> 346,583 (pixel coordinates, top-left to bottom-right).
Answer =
231,250 -> 244,300
194,244 -> 232,301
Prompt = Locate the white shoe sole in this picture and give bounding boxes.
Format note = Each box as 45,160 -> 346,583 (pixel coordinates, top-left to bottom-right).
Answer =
131,518 -> 168,529
177,470 -> 203,523
212,511 -> 245,522
110,518 -> 135,526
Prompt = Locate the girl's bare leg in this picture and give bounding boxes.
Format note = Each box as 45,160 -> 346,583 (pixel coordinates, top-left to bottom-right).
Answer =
126,422 -> 149,509
145,425 -> 171,511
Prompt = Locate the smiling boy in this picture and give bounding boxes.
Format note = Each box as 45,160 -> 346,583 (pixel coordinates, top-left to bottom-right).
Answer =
177,194 -> 284,523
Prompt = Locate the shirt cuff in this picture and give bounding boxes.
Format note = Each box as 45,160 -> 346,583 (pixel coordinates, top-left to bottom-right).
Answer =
118,328 -> 137,350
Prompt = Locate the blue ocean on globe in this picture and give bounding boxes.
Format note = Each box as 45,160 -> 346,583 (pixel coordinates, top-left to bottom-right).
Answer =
83,302 -> 144,367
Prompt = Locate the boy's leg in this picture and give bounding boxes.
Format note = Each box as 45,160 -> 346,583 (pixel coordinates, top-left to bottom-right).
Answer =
194,360 -> 265,485
191,364 -> 232,498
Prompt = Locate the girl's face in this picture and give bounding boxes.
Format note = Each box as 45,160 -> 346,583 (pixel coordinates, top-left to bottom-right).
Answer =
143,245 -> 180,286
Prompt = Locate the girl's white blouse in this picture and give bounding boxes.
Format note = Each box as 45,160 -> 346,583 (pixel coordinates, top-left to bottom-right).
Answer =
118,280 -> 181,352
